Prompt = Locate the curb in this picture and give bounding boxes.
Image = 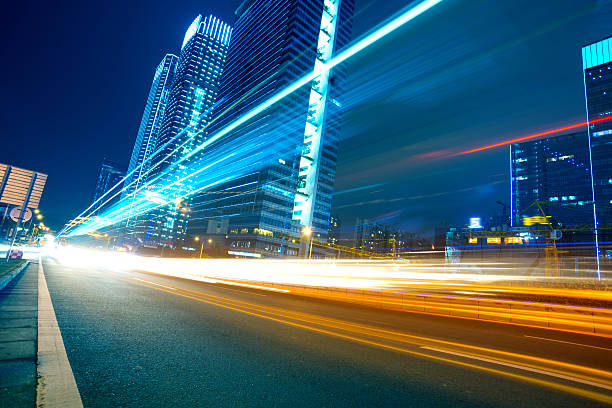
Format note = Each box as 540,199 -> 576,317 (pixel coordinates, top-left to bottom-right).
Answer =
0,260 -> 32,291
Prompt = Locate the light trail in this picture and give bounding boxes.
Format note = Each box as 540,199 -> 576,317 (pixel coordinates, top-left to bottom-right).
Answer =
112,271 -> 612,404
461,115 -> 612,154
49,246 -> 612,337
62,0 -> 446,238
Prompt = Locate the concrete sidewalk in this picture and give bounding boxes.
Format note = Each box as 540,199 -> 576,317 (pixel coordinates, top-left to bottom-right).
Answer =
0,260 -> 38,408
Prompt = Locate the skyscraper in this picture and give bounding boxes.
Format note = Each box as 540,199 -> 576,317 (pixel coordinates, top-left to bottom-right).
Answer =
144,15 -> 232,248
92,159 -> 124,208
509,131 -> 594,248
187,0 -> 354,258
122,54 -> 178,244
583,37 -> 612,262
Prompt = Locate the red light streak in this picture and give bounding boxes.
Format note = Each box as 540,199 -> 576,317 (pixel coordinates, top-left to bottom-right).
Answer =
462,115 -> 612,154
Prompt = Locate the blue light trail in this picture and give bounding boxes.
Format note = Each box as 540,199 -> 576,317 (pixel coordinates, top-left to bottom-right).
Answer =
62,0 -> 445,238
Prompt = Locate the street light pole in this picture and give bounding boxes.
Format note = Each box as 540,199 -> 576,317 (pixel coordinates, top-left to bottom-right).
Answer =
303,226 -> 314,261
308,235 -> 314,260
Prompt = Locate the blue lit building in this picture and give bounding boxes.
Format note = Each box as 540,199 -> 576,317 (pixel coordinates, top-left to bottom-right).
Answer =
187,0 -> 354,258
583,37 -> 612,259
510,132 -> 594,247
122,54 -> 178,244
92,159 -> 124,212
146,15 -> 232,248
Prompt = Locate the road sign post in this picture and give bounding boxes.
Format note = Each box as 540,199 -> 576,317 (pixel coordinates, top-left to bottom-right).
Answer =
0,164 -> 47,260
6,174 -> 37,260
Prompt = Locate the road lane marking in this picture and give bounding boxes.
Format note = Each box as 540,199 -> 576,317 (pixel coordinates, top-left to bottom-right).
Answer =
37,259 -> 83,408
133,278 -> 177,290
131,276 -> 267,297
123,277 -> 612,404
208,285 -> 268,297
421,346 -> 612,392
123,275 -> 612,382
523,335 -> 612,351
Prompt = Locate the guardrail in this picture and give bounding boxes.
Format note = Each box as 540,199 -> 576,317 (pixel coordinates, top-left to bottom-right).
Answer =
236,280 -> 612,337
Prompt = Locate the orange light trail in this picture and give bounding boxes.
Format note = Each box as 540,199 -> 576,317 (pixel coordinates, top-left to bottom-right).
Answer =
116,273 -> 612,404
462,115 -> 612,154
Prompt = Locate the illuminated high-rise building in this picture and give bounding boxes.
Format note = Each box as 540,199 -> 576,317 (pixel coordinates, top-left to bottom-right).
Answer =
92,159 -> 124,212
583,36 -> 612,265
122,54 -> 178,244
187,0 -> 354,258
509,131 -> 595,250
146,15 -> 232,248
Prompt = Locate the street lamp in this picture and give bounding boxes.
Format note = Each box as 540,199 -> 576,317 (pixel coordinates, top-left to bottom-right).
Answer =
194,236 -> 205,258
302,226 -> 314,260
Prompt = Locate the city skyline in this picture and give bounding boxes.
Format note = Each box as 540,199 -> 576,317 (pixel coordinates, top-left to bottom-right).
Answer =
2,2 -> 612,407
2,0 -> 611,235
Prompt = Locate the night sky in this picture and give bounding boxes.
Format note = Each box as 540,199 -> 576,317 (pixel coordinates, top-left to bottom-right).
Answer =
2,0 -> 611,235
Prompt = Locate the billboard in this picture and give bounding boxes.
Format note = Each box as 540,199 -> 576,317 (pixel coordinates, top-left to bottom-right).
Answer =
0,164 -> 47,209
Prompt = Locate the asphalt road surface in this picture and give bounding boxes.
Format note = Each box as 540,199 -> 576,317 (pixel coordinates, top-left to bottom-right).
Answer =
42,257 -> 612,407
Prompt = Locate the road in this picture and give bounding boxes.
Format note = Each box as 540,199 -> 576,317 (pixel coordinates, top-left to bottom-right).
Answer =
41,257 -> 612,407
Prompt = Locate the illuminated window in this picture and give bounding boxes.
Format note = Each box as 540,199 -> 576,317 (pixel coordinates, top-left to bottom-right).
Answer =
504,237 -> 523,244
468,237 -> 477,244
254,228 -> 273,237
487,237 -> 501,244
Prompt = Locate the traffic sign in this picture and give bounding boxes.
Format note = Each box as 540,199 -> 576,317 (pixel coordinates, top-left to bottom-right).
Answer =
9,207 -> 32,222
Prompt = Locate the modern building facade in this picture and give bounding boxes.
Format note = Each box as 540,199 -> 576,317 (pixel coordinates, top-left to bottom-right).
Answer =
583,37 -> 612,256
510,131 -> 594,238
144,15 -> 232,248
187,0 -> 354,258
92,159 -> 124,207
122,54 -> 178,245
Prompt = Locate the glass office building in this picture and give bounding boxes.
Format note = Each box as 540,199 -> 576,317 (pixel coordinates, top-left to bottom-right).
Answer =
145,15 -> 231,248
187,0 -> 354,258
510,132 -> 594,245
122,54 -> 178,245
583,37 -> 612,256
92,159 -> 124,213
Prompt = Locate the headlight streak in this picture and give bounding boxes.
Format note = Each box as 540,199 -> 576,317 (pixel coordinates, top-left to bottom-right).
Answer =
50,246 -> 611,303
112,270 -> 612,403
62,0 -> 446,238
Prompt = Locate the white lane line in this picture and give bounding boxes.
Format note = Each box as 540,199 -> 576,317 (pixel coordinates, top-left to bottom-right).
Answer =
134,277 -> 267,297
133,278 -> 177,290
37,259 -> 83,408
421,346 -> 612,391
212,286 -> 268,297
523,335 -> 612,351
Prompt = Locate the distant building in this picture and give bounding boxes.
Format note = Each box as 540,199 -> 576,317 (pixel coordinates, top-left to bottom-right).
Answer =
353,218 -> 407,257
122,54 -> 179,245
582,37 -> 612,256
510,131 -> 594,239
328,215 -> 341,246
92,159 -> 124,206
188,0 -> 355,258
147,15 -> 232,248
